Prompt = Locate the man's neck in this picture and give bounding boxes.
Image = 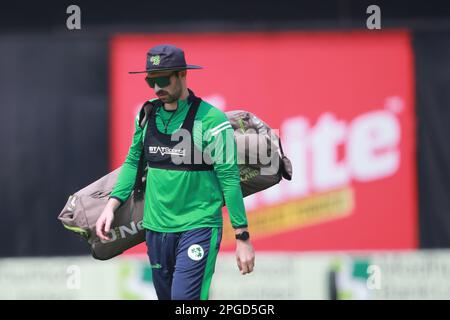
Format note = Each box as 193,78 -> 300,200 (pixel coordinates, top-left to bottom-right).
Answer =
164,88 -> 189,111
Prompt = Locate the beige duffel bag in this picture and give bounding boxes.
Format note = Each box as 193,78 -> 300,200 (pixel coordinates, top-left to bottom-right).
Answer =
58,99 -> 292,260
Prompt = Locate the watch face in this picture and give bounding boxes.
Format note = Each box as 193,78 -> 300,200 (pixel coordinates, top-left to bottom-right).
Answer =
237,231 -> 249,241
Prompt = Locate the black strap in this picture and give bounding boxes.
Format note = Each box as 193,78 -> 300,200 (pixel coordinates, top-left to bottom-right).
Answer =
133,100 -> 161,201
133,148 -> 146,201
278,137 -> 286,156
183,96 -> 202,131
277,136 -> 292,181
139,99 -> 162,129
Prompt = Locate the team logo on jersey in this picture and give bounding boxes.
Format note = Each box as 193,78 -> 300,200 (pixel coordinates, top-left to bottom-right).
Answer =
149,146 -> 185,156
188,244 -> 204,261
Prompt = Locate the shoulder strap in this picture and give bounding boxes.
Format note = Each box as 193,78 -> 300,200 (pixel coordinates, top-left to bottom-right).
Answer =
138,99 -> 162,129
133,99 -> 161,201
182,96 -> 202,130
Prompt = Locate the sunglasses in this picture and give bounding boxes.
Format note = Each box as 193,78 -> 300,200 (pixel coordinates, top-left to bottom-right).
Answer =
145,72 -> 177,88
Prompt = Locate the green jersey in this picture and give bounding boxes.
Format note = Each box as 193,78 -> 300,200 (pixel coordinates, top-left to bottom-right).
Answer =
110,94 -> 248,232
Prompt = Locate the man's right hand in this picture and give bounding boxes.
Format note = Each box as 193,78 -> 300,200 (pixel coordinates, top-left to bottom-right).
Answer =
95,198 -> 121,241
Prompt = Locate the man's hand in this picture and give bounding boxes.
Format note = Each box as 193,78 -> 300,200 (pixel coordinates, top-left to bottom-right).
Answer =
95,198 -> 120,241
235,229 -> 255,275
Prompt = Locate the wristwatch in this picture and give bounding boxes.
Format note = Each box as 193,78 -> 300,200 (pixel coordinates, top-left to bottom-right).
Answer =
235,231 -> 250,241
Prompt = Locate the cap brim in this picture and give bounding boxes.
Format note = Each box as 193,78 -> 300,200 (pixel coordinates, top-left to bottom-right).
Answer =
129,65 -> 203,74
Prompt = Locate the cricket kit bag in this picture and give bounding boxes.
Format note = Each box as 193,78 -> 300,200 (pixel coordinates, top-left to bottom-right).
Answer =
58,99 -> 292,260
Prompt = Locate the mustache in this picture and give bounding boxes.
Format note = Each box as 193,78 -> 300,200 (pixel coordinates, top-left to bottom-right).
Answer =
156,91 -> 169,96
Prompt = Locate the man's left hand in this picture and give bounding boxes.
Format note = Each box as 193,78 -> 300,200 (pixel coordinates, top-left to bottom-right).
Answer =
236,239 -> 255,275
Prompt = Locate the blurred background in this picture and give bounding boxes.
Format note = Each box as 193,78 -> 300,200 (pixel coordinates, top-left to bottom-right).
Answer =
1,0 -> 450,299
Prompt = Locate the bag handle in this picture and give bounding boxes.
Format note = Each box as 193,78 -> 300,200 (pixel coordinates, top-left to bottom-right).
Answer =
278,137 -> 293,181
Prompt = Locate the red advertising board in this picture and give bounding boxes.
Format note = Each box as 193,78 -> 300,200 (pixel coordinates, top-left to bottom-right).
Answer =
110,31 -> 417,252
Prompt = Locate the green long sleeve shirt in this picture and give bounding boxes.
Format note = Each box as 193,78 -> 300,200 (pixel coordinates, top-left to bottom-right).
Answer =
109,94 -> 248,232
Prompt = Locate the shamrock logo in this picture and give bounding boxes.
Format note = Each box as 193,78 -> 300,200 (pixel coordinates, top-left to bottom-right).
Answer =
188,244 -> 204,261
150,55 -> 160,66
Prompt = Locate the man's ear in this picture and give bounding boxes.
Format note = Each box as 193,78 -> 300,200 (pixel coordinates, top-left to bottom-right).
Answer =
179,70 -> 187,78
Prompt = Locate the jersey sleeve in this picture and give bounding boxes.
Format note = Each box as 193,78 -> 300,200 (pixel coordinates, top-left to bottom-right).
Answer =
204,109 -> 248,229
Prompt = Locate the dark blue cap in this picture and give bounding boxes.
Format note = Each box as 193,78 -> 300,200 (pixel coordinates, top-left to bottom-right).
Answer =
129,44 -> 203,74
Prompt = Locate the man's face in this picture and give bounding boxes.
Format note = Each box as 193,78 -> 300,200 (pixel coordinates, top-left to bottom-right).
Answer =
146,70 -> 185,103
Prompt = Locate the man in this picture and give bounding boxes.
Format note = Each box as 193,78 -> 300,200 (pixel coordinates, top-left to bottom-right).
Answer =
95,44 -> 255,300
